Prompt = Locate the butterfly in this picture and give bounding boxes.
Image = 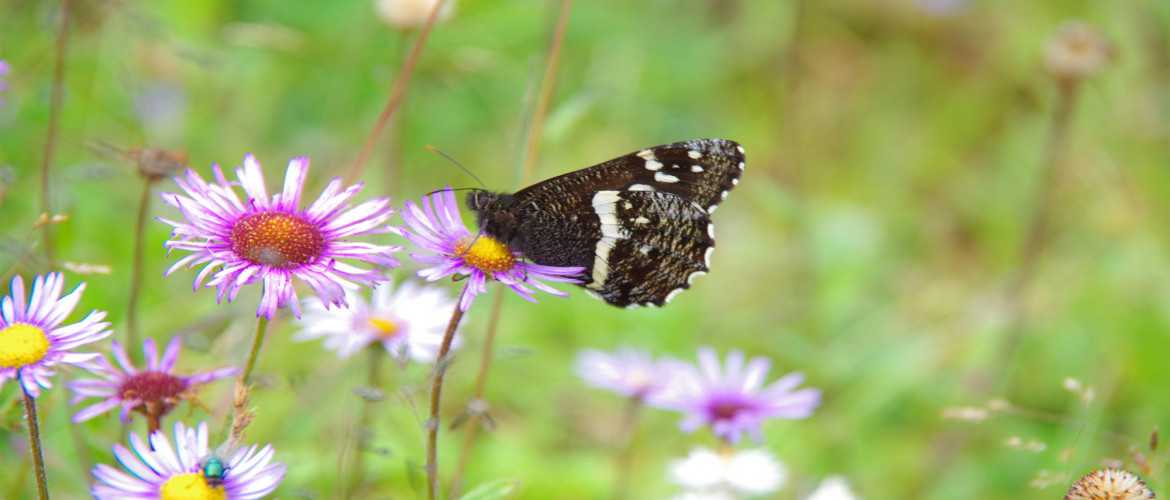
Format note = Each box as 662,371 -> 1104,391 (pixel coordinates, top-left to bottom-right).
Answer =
466,138 -> 744,308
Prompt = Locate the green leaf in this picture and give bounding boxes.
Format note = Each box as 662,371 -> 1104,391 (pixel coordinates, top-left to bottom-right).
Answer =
457,479 -> 518,500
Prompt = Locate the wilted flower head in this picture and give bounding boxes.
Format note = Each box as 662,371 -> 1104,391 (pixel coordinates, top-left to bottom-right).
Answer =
807,476 -> 859,500
375,0 -> 454,29
1065,469 -> 1154,500
69,337 -> 237,423
160,154 -> 401,318
91,421 -> 285,499
576,348 -> 679,401
656,347 -> 821,443
669,447 -> 786,497
296,280 -> 461,362
399,188 -> 583,311
0,273 -> 112,398
1045,22 -> 1114,83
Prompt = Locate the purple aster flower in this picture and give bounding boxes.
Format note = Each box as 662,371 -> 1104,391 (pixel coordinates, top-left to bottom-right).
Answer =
295,280 -> 462,362
0,60 -> 8,106
399,188 -> 584,311
91,421 -> 285,499
160,154 -> 401,319
69,336 -> 238,424
656,347 -> 821,444
575,347 -> 680,401
0,273 -> 112,398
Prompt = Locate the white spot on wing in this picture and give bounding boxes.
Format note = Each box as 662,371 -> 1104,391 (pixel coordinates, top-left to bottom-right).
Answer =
704,247 -> 715,267
628,184 -> 654,191
654,172 -> 680,183
707,204 -> 718,214
664,288 -> 684,304
638,244 -> 651,255
589,190 -> 626,290
645,160 -> 664,171
686,270 -> 707,285
636,149 -> 656,160
691,165 -> 704,173
634,216 -> 650,225
738,161 -> 745,170
707,223 -> 715,239
688,150 -> 702,159
736,145 -> 745,154
732,178 -> 739,186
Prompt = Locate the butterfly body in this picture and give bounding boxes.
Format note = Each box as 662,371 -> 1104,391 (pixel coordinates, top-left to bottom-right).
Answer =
467,138 -> 744,308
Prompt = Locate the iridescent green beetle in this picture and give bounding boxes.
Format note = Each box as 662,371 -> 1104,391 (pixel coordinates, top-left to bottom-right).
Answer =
202,456 -> 228,487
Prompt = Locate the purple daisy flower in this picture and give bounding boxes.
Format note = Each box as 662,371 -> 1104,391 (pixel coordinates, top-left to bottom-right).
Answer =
69,336 -> 238,423
575,347 -> 680,402
656,347 -> 821,444
160,154 -> 401,319
0,273 -> 112,398
91,421 -> 285,499
399,188 -> 584,311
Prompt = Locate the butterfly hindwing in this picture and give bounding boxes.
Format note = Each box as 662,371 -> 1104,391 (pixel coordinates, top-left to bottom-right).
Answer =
475,138 -> 744,308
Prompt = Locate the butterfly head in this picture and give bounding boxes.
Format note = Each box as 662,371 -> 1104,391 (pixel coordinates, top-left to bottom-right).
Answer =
465,190 -> 518,242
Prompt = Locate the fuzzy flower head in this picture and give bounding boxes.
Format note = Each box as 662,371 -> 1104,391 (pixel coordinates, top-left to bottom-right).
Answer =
296,280 -> 461,362
375,0 -> 454,29
1065,469 -> 1154,500
400,188 -> 583,311
656,347 -> 821,444
69,337 -> 238,423
92,421 -> 285,500
1045,22 -> 1114,84
0,273 -> 112,398
576,348 -> 679,401
161,154 -> 400,319
669,447 -> 787,498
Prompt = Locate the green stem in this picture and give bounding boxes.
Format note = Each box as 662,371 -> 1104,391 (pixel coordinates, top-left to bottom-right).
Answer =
611,397 -> 644,500
426,287 -> 468,500
240,316 -> 271,385
23,390 -> 49,500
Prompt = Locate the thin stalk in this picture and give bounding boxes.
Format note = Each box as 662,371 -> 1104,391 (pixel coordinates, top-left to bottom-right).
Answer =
348,0 -> 446,182
448,2 -> 573,493
145,402 -> 163,435
347,346 -> 385,497
239,316 -> 271,385
426,286 -> 468,500
447,289 -> 504,497
40,0 -> 72,268
126,178 -> 152,351
997,80 -> 1082,365
22,391 -> 49,500
611,397 -> 644,500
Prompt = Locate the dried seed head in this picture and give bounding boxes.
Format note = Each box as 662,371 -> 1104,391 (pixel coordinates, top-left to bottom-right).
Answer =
1045,22 -> 1114,84
1065,469 -> 1155,500
134,148 -> 188,181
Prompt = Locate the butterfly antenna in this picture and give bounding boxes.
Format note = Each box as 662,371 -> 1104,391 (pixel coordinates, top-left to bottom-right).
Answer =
425,145 -> 488,188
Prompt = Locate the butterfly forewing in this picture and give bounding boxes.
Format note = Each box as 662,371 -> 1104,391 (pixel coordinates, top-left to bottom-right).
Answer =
486,138 -> 744,308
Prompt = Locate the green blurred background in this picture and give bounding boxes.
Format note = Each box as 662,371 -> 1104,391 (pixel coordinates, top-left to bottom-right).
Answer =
2,0 -> 1170,498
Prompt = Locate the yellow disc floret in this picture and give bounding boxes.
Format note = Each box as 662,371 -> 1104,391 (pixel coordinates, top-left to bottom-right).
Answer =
367,317 -> 400,338
159,473 -> 226,500
0,323 -> 51,369
455,236 -> 516,274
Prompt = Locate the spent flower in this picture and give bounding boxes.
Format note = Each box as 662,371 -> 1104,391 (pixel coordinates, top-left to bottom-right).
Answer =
69,337 -> 237,423
0,273 -> 112,398
161,154 -> 400,318
399,188 -> 583,311
1064,469 -> 1154,500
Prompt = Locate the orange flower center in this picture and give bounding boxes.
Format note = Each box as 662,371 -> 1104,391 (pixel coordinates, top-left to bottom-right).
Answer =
230,212 -> 324,269
367,317 -> 400,339
455,236 -> 516,274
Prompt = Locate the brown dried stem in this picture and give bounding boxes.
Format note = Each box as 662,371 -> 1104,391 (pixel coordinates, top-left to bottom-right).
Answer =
40,0 -> 73,268
126,178 -> 153,351
426,286 -> 468,500
347,0 -> 446,182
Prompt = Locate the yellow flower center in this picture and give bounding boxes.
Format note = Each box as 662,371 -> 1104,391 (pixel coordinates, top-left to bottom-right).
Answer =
367,317 -> 400,338
230,212 -> 324,269
0,323 -> 51,369
455,236 -> 516,274
159,473 -> 226,500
